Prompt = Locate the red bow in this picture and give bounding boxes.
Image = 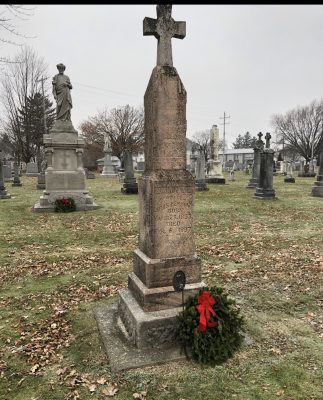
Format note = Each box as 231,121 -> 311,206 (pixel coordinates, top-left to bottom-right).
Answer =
197,291 -> 218,332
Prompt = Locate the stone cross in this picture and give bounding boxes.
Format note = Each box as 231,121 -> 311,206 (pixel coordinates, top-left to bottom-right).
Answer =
143,4 -> 186,66
265,132 -> 271,149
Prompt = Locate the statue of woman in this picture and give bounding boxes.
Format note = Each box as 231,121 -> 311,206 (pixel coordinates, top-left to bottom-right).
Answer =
52,63 -> 73,121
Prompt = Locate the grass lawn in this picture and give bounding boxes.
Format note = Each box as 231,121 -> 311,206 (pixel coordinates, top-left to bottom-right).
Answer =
0,171 -> 322,400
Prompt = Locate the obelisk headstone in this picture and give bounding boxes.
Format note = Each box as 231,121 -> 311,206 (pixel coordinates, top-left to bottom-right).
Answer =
206,124 -> 225,184
195,152 -> 209,191
0,151 -> 11,199
121,149 -> 138,194
311,137 -> 323,197
34,63 -> 99,212
254,132 -> 276,200
95,5 -> 204,371
298,160 -> 305,177
247,132 -> 264,188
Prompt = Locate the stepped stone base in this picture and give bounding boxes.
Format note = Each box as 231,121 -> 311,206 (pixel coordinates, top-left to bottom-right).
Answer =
246,178 -> 258,188
254,187 -> 276,200
33,190 -> 100,212
0,191 -> 11,199
94,303 -> 188,372
122,178 -> 138,194
12,182 -> 22,187
298,172 -> 316,177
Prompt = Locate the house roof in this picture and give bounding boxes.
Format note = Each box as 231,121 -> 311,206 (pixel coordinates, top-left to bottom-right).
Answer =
219,148 -> 254,155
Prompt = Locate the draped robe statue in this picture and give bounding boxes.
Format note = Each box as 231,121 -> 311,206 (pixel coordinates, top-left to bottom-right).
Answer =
52,63 -> 73,121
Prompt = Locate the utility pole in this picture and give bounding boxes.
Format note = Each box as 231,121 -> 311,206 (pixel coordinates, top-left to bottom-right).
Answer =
36,76 -> 49,135
219,111 -> 230,169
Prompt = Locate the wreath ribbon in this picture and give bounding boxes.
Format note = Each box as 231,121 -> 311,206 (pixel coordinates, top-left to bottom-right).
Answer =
197,291 -> 218,332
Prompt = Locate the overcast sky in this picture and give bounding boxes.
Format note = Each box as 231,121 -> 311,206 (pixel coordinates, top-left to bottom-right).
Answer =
3,4 -> 323,147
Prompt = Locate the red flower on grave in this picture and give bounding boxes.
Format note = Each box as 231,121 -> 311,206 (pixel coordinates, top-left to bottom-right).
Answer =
197,291 -> 218,332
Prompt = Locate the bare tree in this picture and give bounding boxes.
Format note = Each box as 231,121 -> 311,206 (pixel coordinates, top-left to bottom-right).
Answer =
271,99 -> 323,164
192,129 -> 224,162
80,104 -> 144,163
0,45 -> 48,163
0,5 -> 35,64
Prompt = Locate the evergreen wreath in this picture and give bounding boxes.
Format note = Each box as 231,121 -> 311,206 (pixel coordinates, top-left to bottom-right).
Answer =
54,197 -> 76,213
177,286 -> 245,365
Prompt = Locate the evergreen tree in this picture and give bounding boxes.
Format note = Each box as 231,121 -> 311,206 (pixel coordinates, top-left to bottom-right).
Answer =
18,92 -> 55,167
232,132 -> 257,149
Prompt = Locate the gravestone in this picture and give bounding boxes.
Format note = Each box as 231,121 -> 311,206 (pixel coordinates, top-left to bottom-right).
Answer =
34,63 -> 99,212
26,162 -> 39,176
206,124 -> 225,184
101,139 -> 117,178
229,168 -> 236,181
121,149 -> 138,194
284,161 -> 295,183
311,140 -> 323,197
3,160 -> 12,182
0,152 -> 11,199
195,153 -> 209,191
12,160 -> 22,187
246,132 -> 264,188
136,161 -> 145,171
95,4 -> 204,371
298,160 -> 305,177
189,151 -> 198,176
254,132 -> 276,200
84,168 -> 96,179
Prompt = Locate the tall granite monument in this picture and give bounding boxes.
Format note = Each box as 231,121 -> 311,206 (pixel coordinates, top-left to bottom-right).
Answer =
206,124 -> 225,184
121,149 -> 138,194
246,132 -> 264,188
95,5 -> 204,371
101,137 -> 117,178
254,132 -> 276,200
34,63 -> 98,212
195,152 -> 209,191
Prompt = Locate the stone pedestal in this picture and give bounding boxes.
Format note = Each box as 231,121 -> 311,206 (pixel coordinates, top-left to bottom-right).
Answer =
34,120 -> 99,212
117,66 -> 204,349
121,150 -> 138,194
255,148 -> 276,200
3,164 -> 12,182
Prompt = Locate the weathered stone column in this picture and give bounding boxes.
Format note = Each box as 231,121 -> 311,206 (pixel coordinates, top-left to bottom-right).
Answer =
254,132 -> 276,200
311,137 -> 323,197
101,142 -> 117,178
206,124 -> 225,184
246,132 -> 264,188
195,153 -> 209,191
121,149 -> 138,194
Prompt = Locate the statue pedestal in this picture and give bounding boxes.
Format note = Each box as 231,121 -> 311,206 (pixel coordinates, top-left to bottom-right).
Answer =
206,159 -> 225,184
34,121 -> 99,212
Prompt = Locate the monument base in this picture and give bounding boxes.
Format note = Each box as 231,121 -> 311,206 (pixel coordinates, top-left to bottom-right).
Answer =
94,303 -> 188,372
298,172 -> 316,177
254,187 -> 276,200
0,191 -> 11,199
195,180 -> 209,191
246,178 -> 258,188
12,182 -> 22,187
122,178 -> 138,194
206,176 -> 225,184
33,190 -> 100,212
284,177 -> 295,183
